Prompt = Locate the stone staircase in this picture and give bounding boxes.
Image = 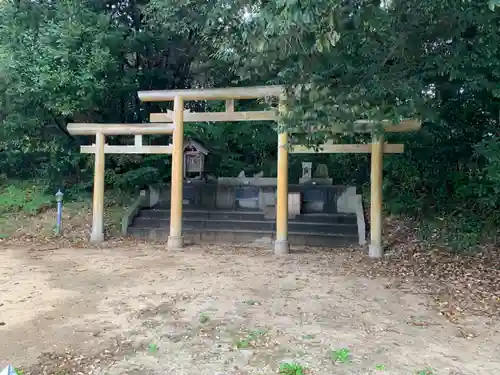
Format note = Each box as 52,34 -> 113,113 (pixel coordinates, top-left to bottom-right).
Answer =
127,207 -> 360,247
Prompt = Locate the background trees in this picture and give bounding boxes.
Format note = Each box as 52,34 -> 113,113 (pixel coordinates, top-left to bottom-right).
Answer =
0,0 -> 498,249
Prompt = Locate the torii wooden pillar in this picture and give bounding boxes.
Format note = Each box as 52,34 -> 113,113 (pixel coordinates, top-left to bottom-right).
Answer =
92,132 -> 105,242
369,133 -> 384,258
168,96 -> 185,250
274,131 -> 289,255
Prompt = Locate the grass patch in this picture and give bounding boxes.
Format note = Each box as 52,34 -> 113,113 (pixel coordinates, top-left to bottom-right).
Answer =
0,182 -> 53,215
199,312 -> 210,324
416,368 -> 435,375
331,347 -> 351,364
235,329 -> 267,349
0,181 -> 134,239
302,334 -> 315,340
148,343 -> 158,354
279,362 -> 307,375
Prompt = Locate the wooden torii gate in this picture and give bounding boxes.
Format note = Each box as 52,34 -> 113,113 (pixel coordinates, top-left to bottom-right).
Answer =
67,122 -> 175,242
139,86 -> 283,251
289,119 -> 421,257
68,85 -> 420,258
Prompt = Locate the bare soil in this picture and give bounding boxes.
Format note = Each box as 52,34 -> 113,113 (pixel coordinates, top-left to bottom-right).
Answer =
1,244 -> 499,375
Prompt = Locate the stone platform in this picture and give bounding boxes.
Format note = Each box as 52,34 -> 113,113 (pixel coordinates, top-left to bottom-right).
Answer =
127,207 -> 360,247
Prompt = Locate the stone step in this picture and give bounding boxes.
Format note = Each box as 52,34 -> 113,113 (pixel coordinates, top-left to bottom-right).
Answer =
139,208 -> 267,221
140,208 -> 357,224
132,217 -> 358,235
127,227 -> 359,247
293,213 -> 357,225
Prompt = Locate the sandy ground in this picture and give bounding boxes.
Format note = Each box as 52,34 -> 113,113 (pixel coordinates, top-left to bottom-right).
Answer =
1,244 -> 499,375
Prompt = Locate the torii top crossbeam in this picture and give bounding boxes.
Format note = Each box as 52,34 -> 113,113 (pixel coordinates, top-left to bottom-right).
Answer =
137,85 -> 284,102
138,85 -> 421,133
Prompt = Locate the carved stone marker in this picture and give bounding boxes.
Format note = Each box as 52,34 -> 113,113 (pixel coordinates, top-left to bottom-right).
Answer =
302,162 -> 312,180
314,163 -> 329,178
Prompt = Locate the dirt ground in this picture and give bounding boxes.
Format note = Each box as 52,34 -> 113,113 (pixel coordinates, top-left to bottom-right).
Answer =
1,244 -> 499,375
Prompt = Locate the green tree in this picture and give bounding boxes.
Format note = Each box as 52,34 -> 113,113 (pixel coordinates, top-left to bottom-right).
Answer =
0,0 -> 498,249
210,0 -> 500,247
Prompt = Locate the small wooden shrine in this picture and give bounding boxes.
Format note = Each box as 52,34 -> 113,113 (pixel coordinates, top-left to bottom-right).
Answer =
183,139 -> 209,179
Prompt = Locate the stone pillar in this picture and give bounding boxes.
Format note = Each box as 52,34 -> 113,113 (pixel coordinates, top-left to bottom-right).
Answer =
168,96 -> 185,250
91,132 -> 105,243
369,132 -> 384,258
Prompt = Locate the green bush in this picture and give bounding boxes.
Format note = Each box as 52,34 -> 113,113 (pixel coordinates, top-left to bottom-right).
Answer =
0,182 -> 53,215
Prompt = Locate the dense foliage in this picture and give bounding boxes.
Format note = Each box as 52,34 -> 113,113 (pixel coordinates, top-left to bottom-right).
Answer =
0,0 -> 498,249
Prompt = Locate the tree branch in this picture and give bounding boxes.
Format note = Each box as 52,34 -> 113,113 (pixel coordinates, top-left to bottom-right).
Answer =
51,115 -> 75,141
359,33 -> 407,83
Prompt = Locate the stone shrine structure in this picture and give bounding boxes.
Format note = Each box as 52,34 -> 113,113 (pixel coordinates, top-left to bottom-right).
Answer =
67,85 -> 421,258
124,149 -> 366,248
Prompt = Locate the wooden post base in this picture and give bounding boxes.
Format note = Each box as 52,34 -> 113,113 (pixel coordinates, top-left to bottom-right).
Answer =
274,240 -> 289,255
90,231 -> 104,243
369,244 -> 382,258
167,235 -> 184,251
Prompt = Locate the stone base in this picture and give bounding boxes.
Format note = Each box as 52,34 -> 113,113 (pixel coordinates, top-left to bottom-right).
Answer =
90,231 -> 104,243
274,240 -> 289,255
167,235 -> 184,251
368,244 -> 383,258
